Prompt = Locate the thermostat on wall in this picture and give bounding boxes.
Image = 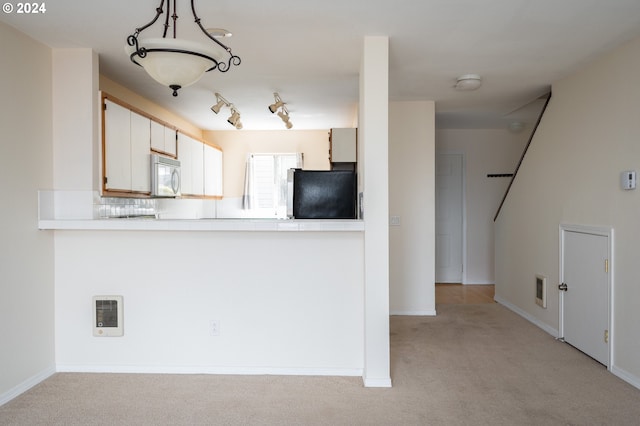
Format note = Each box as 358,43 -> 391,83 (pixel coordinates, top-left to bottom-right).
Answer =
93,295 -> 124,337
621,170 -> 636,190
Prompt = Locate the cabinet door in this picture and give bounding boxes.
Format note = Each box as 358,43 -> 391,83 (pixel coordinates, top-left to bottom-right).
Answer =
150,120 -> 176,156
164,127 -> 177,156
330,128 -> 357,162
150,120 -> 165,153
104,100 -> 131,191
177,133 -> 193,195
130,111 -> 151,192
204,144 -> 223,197
191,138 -> 204,196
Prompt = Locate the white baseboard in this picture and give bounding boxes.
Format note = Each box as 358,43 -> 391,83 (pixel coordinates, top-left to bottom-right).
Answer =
390,310 -> 437,316
56,364 -> 363,378
462,281 -> 495,285
494,295 -> 559,338
362,376 -> 392,388
611,365 -> 640,391
0,365 -> 56,406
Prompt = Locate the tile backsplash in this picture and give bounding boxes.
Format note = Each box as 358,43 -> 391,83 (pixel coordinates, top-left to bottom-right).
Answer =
96,197 -> 158,218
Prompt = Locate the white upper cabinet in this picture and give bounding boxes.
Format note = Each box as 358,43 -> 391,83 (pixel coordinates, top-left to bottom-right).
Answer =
151,120 -> 177,157
104,99 -> 131,191
177,133 -> 193,195
191,137 -> 204,196
177,132 -> 204,196
103,99 -> 150,193
130,111 -> 151,192
204,144 -> 223,197
330,128 -> 357,163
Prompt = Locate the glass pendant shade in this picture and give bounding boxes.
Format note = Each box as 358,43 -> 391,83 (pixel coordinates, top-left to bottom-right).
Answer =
126,38 -> 227,95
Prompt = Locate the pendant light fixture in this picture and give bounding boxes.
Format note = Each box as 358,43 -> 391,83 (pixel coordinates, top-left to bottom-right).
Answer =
125,0 -> 241,97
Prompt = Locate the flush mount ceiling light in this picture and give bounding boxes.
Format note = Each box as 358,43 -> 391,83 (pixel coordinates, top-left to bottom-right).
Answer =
125,0 -> 241,97
210,92 -> 242,129
268,93 -> 293,129
454,74 -> 482,91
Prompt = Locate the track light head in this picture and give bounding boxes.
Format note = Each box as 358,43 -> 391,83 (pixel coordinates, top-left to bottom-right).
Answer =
268,93 -> 286,113
211,99 -> 226,114
227,108 -> 242,129
277,110 -> 293,129
269,100 -> 284,113
277,110 -> 289,122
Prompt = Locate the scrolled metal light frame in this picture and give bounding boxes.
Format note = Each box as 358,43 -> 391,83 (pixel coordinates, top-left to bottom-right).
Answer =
126,0 -> 241,96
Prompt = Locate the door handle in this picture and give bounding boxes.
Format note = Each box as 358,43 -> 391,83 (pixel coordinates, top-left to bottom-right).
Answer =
559,282 -> 568,292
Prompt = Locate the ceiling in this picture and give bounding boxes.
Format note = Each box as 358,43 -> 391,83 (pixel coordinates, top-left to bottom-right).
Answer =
3,0 -> 640,131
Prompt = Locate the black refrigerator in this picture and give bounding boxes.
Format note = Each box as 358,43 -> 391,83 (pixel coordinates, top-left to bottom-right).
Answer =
287,169 -> 357,219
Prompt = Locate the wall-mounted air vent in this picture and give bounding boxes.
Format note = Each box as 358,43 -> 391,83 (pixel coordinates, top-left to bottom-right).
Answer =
93,295 -> 124,337
535,275 -> 547,309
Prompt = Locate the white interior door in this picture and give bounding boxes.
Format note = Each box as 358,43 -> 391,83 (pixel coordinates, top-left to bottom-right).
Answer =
561,228 -> 610,366
435,154 -> 463,283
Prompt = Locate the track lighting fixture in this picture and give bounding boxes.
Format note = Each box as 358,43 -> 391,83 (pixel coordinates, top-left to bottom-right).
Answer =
211,92 -> 242,129
268,92 -> 293,129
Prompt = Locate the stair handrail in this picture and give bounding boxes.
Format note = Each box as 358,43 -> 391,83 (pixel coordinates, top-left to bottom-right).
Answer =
494,92 -> 552,222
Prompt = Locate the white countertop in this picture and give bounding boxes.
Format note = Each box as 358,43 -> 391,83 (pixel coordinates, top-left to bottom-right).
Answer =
38,218 -> 365,232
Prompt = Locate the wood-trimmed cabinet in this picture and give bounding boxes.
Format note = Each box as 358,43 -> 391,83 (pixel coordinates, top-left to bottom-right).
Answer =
151,120 -> 177,157
101,92 -> 222,199
103,98 -> 151,194
178,131 -> 223,198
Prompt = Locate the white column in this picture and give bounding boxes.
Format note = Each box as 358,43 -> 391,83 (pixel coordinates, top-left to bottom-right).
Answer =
360,36 -> 391,387
52,48 -> 99,191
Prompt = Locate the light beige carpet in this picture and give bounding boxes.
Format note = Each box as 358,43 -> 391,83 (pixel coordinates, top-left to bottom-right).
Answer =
2,303 -> 640,425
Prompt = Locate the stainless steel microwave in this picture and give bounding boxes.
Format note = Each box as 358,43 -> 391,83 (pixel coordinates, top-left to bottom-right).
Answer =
151,154 -> 181,197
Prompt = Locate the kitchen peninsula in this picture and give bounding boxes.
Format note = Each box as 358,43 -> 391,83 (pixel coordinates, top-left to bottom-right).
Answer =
42,192 -> 365,379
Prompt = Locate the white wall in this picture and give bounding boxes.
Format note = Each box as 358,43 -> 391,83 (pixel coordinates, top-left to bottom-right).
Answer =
389,101 -> 436,315
0,22 -> 55,403
54,231 -> 364,375
437,129 -> 528,284
495,35 -> 640,388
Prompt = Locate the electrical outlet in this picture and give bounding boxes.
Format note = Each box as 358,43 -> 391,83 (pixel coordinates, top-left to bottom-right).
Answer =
211,320 -> 220,336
